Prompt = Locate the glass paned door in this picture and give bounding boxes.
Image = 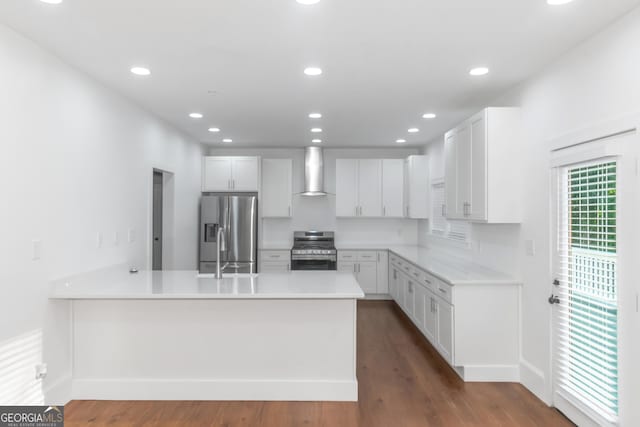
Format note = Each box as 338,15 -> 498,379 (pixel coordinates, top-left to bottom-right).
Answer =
553,159 -> 619,425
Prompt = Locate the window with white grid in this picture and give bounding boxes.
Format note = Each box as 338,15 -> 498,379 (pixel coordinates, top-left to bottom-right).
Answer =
556,160 -> 618,422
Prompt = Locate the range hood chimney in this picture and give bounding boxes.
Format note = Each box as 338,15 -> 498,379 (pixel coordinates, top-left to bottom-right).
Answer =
301,146 -> 327,196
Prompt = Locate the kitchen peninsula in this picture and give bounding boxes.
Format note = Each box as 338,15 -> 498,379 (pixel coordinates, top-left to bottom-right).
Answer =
50,268 -> 364,401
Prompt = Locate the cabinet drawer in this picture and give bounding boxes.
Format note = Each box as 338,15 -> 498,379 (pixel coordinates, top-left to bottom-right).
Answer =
433,280 -> 453,303
260,261 -> 290,273
419,271 -> 437,292
358,251 -> 378,261
261,251 -> 290,262
338,251 -> 358,261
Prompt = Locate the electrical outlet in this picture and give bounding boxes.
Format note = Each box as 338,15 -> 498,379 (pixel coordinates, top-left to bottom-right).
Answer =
35,363 -> 47,380
96,232 -> 103,249
32,240 -> 42,261
128,229 -> 136,243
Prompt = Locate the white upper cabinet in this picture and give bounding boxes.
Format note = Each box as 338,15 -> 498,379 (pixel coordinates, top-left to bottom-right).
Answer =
336,159 -> 382,217
357,160 -> 382,217
382,159 -> 404,217
404,155 -> 429,219
444,107 -> 522,223
261,158 -> 292,217
336,159 -> 360,217
231,157 -> 259,191
202,156 -> 259,192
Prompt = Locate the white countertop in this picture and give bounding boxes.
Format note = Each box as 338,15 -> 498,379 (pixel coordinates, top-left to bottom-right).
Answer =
49,266 -> 365,300
337,244 -> 521,286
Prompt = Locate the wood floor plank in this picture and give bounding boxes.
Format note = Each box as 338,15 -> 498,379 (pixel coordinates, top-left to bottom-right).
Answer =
64,301 -> 574,427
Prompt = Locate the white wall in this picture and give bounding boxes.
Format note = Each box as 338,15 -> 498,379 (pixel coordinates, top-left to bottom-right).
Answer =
207,147 -> 420,248
0,25 -> 203,404
420,7 -> 640,424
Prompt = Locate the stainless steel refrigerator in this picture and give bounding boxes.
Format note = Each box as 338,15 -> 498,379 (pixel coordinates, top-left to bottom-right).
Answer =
199,193 -> 258,274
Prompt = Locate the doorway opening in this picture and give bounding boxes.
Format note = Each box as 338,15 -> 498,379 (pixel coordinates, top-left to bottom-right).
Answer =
151,169 -> 175,270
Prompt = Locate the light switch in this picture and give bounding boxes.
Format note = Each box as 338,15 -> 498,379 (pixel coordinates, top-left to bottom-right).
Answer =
525,239 -> 536,256
32,240 -> 42,261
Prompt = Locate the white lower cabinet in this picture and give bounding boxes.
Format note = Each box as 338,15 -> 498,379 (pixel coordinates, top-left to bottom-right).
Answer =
338,250 -> 389,295
259,250 -> 290,272
389,252 -> 520,382
435,298 -> 454,365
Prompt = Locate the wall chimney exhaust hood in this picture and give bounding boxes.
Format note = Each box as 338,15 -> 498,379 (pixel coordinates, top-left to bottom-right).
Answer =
301,146 -> 328,196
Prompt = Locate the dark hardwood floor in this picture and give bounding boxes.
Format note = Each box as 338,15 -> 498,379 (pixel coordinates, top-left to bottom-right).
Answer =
65,300 -> 574,426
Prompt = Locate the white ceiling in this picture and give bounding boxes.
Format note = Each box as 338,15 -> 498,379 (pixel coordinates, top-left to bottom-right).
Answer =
1,0 -> 639,147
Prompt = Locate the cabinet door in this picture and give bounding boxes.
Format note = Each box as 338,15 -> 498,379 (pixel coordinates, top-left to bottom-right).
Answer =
423,294 -> 437,344
407,156 -> 429,219
389,267 -> 400,302
337,261 -> 357,275
455,124 -> 472,218
469,113 -> 487,221
404,277 -> 416,318
358,160 -> 382,217
203,157 -> 232,191
382,159 -> 404,217
436,298 -> 454,364
336,159 -> 359,217
357,262 -> 378,294
260,261 -> 290,273
444,131 -> 458,219
413,283 -> 428,333
261,159 -> 292,217
231,157 -> 259,191
376,251 -> 388,294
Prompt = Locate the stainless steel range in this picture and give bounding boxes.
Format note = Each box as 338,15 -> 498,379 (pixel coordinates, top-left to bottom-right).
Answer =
291,231 -> 337,271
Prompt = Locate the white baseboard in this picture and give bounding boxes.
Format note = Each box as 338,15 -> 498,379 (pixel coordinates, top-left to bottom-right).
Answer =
44,374 -> 72,405
72,378 -> 358,402
459,365 -> 520,382
520,359 -> 551,405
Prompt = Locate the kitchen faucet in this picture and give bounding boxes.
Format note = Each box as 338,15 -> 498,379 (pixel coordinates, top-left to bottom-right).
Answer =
216,226 -> 228,279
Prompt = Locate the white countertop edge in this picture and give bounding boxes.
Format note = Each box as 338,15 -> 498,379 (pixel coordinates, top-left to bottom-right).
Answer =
336,245 -> 522,286
49,294 -> 365,300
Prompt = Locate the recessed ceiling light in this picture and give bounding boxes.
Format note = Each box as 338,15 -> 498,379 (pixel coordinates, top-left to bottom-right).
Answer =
312,139 -> 322,144
223,139 -> 233,143
547,0 -> 574,4
304,67 -> 323,76
422,113 -> 437,119
396,139 -> 407,144
296,0 -> 321,4
189,113 -> 203,119
309,113 -> 322,119
408,128 -> 419,133
469,67 -> 490,76
130,67 -> 151,76
311,128 -> 323,133
40,0 -> 63,4
208,127 -> 220,133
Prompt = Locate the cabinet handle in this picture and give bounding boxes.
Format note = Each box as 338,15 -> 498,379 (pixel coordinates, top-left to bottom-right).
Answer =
228,179 -> 231,189
233,180 -> 236,189
438,287 -> 447,294
442,204 -> 446,217
355,206 -> 358,216
353,264 -> 357,273
413,272 -> 419,278
408,282 -> 413,293
377,252 -> 380,262
393,270 -> 397,279
424,278 -> 431,285
383,206 -> 386,216
287,263 -> 290,270
269,255 -> 280,258
358,263 -> 361,273
288,206 -> 291,216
